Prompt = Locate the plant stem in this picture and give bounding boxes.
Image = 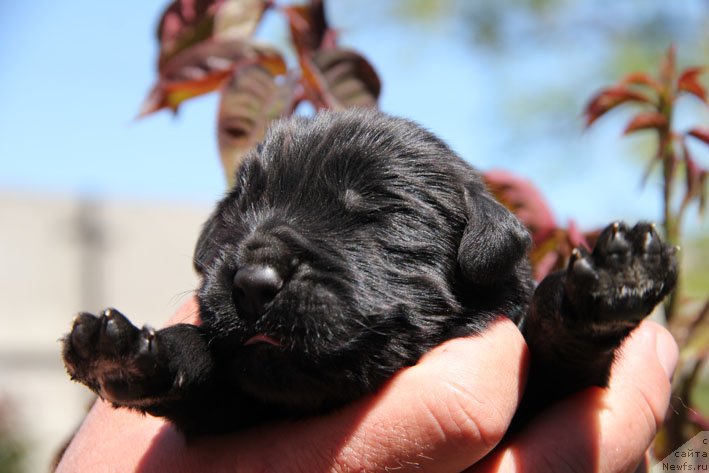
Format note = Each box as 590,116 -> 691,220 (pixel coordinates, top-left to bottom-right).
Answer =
662,149 -> 680,322
658,77 -> 681,322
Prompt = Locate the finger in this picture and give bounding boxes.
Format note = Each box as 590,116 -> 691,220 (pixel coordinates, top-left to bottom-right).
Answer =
472,320 -> 678,473
597,320 -> 677,472
134,317 -> 528,473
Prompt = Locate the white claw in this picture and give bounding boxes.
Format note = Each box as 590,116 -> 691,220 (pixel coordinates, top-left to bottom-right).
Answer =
141,326 -> 157,351
569,248 -> 581,266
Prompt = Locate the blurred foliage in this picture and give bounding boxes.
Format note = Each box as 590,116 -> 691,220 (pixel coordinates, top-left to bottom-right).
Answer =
393,0 -> 707,56
392,0 -> 709,150
685,234 -> 709,298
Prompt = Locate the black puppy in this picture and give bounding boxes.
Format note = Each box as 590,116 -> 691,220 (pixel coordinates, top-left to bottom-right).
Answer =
63,109 -> 677,435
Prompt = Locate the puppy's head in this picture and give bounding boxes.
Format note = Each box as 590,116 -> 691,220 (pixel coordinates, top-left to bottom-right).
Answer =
194,110 -> 531,413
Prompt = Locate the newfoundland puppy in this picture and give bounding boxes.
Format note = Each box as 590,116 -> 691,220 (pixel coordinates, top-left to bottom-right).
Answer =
63,109 -> 677,434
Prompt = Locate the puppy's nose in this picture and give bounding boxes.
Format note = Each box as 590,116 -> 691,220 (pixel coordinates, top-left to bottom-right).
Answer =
233,265 -> 283,319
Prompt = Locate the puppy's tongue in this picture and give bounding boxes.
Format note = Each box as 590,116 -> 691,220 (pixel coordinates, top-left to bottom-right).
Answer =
244,334 -> 282,347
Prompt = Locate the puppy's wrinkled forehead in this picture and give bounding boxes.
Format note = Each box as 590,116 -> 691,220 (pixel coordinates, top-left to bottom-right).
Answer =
246,114 -> 408,214
229,116 -> 414,225
195,108 -> 466,277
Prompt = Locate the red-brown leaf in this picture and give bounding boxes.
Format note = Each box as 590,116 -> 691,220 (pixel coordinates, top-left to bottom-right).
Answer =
677,66 -> 707,102
687,127 -> 709,146
139,70 -> 234,116
217,64 -> 293,184
584,86 -> 653,127
283,0 -> 334,57
620,72 -> 663,92
139,40 -> 286,116
156,0 -> 267,68
681,153 -> 708,215
300,48 -> 380,110
156,0 -> 222,66
623,111 -> 667,135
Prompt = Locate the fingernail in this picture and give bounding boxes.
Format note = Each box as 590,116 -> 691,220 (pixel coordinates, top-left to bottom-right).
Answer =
655,328 -> 679,379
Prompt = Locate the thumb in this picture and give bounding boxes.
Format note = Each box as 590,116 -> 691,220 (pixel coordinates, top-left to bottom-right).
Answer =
473,320 -> 677,473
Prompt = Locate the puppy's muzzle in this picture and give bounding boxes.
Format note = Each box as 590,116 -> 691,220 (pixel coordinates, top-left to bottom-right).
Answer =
233,265 -> 284,319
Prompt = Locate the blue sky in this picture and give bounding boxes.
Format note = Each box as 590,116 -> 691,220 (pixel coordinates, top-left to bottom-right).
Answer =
1,0 -> 707,233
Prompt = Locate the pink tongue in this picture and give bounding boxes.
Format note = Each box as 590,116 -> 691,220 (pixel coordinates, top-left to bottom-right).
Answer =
244,334 -> 281,347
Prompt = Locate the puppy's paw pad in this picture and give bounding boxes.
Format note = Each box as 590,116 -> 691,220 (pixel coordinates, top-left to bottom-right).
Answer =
565,221 -> 677,324
594,222 -> 632,266
568,247 -> 598,283
96,308 -> 139,355
63,308 -> 141,383
138,326 -> 157,353
68,312 -> 101,359
134,326 -> 161,368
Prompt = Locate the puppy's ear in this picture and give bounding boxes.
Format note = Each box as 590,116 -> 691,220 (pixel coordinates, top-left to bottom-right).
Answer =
458,189 -> 531,284
193,212 -> 220,274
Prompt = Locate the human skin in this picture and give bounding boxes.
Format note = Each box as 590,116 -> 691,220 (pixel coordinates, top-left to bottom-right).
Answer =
56,297 -> 677,473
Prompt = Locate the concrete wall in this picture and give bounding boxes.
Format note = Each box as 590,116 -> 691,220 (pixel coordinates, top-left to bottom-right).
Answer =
0,190 -> 211,472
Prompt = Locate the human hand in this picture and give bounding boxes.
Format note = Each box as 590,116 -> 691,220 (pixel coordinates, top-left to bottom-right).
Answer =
471,318 -> 677,473
55,297 -> 677,472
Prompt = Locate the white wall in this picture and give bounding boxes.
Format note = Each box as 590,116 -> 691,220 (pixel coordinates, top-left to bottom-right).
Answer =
0,190 -> 210,472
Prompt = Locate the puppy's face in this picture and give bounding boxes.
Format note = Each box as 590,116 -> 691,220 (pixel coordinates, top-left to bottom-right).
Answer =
193,111 -> 530,413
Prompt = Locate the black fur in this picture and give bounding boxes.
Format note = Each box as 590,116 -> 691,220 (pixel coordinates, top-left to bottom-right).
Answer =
62,109 -> 677,435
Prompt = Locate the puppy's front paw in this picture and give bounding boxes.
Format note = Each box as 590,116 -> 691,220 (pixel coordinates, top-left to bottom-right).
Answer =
564,222 -> 678,328
62,308 -> 168,406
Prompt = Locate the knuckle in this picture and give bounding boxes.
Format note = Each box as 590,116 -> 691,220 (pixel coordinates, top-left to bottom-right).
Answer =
421,378 -> 507,455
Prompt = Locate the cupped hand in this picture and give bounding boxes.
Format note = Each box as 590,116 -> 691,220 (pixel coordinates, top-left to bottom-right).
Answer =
55,297 -> 676,473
